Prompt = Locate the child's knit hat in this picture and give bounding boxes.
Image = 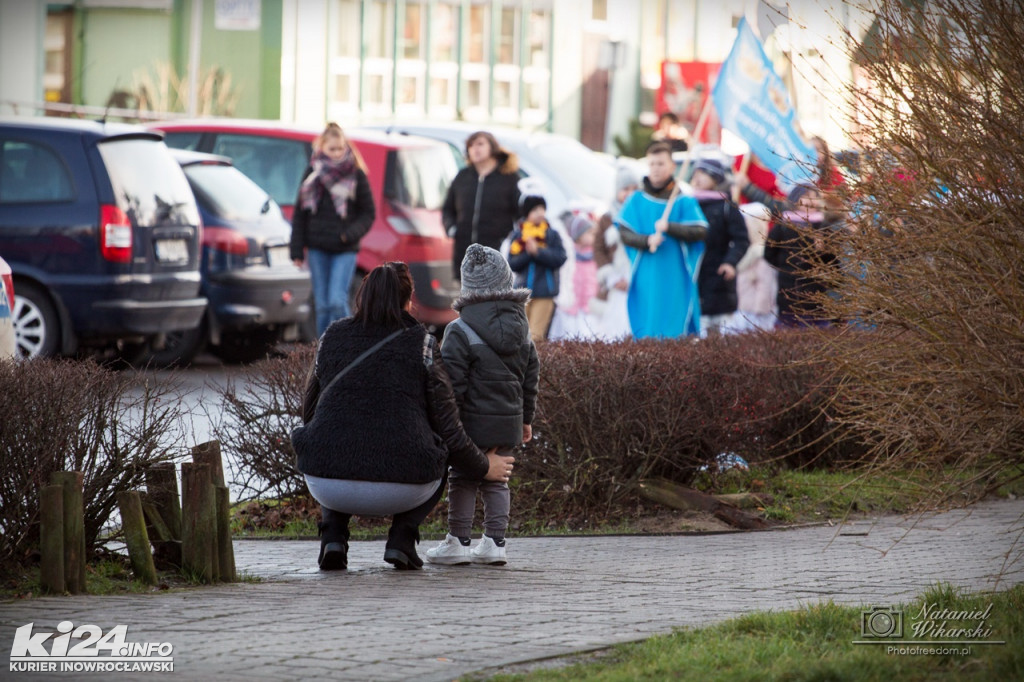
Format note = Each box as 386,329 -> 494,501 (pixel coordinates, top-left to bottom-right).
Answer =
519,194 -> 547,220
460,244 -> 514,296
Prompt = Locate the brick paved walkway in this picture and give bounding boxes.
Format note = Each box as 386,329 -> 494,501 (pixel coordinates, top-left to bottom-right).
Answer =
2,500 -> 1022,681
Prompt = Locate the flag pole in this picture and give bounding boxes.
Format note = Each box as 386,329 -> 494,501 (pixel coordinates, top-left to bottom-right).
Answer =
651,95 -> 716,251
732,151 -> 752,203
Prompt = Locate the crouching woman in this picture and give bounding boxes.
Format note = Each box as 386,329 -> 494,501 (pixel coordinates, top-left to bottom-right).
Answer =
291,262 -> 515,570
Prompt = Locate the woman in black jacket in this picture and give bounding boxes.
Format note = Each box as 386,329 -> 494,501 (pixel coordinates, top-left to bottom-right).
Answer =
291,262 -> 515,571
290,123 -> 376,336
442,131 -> 521,280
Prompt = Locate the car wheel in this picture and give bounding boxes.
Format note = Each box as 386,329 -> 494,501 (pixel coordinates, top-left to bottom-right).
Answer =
12,283 -> 60,359
211,327 -> 280,364
143,320 -> 208,368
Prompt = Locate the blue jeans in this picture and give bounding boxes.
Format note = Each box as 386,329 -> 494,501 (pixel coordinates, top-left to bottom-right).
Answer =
306,249 -> 357,336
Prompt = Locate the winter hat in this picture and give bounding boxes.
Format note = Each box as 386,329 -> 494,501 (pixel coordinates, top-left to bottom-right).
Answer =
615,163 -> 642,192
566,213 -> 595,242
460,244 -> 514,295
692,158 -> 727,184
787,182 -> 818,205
519,194 -> 547,220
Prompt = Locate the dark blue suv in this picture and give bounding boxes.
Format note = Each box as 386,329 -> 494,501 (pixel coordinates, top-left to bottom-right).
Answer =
0,117 -> 206,359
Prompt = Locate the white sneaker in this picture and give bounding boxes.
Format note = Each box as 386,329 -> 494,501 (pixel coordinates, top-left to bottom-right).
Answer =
425,534 -> 471,565
471,536 -> 507,565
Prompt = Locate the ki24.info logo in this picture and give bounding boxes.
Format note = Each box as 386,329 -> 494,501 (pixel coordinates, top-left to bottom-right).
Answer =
10,622 -> 173,674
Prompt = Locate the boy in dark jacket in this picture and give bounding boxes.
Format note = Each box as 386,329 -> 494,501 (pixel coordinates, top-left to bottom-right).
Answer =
426,244 -> 539,566
507,194 -> 568,343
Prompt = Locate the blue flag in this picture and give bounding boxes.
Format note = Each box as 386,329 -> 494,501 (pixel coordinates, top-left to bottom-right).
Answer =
712,17 -> 816,191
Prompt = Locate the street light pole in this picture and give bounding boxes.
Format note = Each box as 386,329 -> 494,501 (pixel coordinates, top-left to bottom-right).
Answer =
187,0 -> 203,116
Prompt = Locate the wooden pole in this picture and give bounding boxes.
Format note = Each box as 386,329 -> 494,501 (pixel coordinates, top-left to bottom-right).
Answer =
140,492 -> 182,571
50,471 -> 86,594
145,462 -> 182,541
652,95 -> 718,251
39,485 -> 65,594
117,491 -> 158,586
180,462 -> 217,584
192,441 -> 225,487
193,440 -> 234,582
215,486 -> 235,582
732,151 -> 752,203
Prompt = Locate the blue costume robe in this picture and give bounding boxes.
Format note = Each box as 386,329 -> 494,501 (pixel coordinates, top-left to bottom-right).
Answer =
618,192 -> 707,339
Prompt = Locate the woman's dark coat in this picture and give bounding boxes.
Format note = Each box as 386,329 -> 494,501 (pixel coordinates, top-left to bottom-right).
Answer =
292,312 -> 488,483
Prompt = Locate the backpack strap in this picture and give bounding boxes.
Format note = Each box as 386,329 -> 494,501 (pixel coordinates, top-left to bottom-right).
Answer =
449,316 -> 485,346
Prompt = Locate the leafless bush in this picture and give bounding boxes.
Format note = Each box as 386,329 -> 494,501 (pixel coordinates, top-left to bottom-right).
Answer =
518,332 -> 859,520
811,0 -> 1024,505
214,343 -> 315,500
0,360 -> 189,572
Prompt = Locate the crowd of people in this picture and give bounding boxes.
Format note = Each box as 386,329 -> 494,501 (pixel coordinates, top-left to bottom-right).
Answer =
287,120 -> 848,572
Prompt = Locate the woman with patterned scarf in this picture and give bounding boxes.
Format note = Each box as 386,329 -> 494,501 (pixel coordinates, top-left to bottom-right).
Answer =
290,123 -> 376,336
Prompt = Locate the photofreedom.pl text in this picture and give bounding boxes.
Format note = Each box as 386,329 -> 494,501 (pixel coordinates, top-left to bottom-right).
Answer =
10,622 -> 173,673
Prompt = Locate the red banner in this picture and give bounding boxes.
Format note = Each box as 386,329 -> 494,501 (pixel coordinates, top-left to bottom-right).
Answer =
656,61 -> 722,145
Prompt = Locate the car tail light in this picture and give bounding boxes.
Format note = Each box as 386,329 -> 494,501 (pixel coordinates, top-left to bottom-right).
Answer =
203,226 -> 249,256
100,204 -> 133,263
2,272 -> 13,311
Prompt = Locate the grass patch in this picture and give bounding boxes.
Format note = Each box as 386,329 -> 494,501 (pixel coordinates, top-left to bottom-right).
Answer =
480,583 -> 1024,681
0,554 -> 199,599
229,465 -> 1022,540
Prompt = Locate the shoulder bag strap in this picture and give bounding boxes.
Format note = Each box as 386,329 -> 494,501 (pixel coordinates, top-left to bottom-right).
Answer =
319,328 -> 404,398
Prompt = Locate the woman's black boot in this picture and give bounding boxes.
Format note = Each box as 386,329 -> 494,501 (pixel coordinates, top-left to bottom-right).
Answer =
383,523 -> 422,570
318,507 -> 350,571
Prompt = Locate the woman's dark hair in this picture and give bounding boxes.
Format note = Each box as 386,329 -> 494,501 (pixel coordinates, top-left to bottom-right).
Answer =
352,261 -> 414,330
465,131 -> 501,159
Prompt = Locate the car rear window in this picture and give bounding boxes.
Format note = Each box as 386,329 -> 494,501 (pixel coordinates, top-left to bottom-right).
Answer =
209,134 -> 311,208
389,145 -> 459,210
98,139 -> 199,226
184,163 -> 278,221
0,140 -> 74,203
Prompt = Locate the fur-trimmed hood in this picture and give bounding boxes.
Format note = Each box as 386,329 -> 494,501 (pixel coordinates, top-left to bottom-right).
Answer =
494,149 -> 519,175
451,289 -> 532,357
452,287 -> 531,312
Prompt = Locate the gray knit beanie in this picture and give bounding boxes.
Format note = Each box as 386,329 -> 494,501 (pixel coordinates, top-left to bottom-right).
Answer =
460,243 -> 514,295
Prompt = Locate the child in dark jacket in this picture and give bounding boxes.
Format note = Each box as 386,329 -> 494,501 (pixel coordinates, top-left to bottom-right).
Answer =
426,244 -> 539,566
507,194 -> 568,343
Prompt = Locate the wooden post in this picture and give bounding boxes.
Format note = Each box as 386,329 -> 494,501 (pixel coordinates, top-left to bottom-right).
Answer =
215,486 -> 235,582
50,471 -> 86,594
145,462 -> 182,541
192,441 -> 225,487
117,491 -> 157,586
193,440 -> 234,582
180,462 -> 217,584
140,492 -> 182,571
40,485 -> 65,594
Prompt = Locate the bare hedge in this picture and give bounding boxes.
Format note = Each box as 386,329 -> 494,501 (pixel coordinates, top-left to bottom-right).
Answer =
0,360 -> 190,572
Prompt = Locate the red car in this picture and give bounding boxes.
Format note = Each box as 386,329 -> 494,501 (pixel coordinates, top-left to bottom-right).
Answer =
148,120 -> 462,330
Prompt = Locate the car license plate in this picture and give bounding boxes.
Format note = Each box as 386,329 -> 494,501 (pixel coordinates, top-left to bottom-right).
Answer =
155,239 -> 189,263
266,245 -> 290,268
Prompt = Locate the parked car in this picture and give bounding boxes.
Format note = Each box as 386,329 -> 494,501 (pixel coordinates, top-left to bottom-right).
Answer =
150,149 -> 312,365
0,117 -> 206,360
0,255 -> 15,360
149,119 -> 462,330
